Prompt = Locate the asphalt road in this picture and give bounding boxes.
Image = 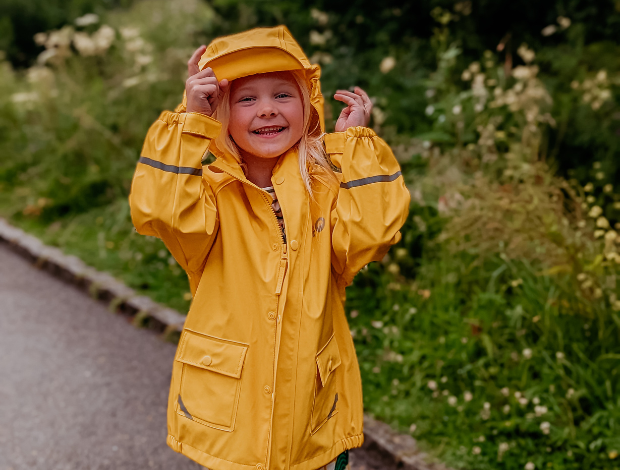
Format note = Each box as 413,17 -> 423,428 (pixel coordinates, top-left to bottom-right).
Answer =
0,244 -> 395,470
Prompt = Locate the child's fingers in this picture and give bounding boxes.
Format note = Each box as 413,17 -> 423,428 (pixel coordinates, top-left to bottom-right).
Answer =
334,92 -> 362,108
187,45 -> 206,77
335,90 -> 364,106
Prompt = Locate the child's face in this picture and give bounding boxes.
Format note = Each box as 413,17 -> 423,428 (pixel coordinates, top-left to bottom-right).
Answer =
228,72 -> 304,161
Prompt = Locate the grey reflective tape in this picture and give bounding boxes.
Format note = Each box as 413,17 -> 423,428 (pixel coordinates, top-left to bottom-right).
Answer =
340,171 -> 402,189
327,393 -> 338,420
139,156 -> 202,176
178,394 -> 193,420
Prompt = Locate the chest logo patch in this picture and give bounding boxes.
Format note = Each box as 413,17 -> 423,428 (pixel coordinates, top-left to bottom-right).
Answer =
312,217 -> 325,237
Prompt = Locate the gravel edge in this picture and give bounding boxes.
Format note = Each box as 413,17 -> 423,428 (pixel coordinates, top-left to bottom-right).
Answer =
0,216 -> 451,470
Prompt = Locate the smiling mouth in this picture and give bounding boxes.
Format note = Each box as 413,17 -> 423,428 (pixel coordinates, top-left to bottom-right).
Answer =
252,126 -> 286,135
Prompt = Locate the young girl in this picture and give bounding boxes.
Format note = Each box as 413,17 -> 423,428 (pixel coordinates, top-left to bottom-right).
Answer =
130,26 -> 410,470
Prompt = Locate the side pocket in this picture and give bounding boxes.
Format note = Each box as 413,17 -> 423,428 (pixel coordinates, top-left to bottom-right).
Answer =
310,334 -> 342,434
174,329 -> 248,432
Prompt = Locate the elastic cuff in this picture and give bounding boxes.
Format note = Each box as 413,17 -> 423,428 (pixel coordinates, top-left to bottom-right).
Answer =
345,126 -> 377,138
182,113 -> 222,140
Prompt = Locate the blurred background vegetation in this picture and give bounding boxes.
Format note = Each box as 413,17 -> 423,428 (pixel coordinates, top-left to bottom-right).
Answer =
1,0 -> 619,469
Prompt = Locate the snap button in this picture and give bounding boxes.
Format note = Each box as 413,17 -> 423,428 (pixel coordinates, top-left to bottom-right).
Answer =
290,239 -> 299,251
272,243 -> 278,251
256,465 -> 264,470
264,385 -> 272,395
267,311 -> 276,320
201,355 -> 212,366
276,176 -> 285,185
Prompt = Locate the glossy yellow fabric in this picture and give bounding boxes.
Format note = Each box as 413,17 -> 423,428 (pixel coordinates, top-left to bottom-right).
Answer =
129,26 -> 410,470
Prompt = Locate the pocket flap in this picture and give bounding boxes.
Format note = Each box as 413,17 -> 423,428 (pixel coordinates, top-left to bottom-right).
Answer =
176,330 -> 248,379
315,334 -> 342,387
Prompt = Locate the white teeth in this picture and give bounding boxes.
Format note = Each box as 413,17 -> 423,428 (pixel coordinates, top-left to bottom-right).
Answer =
254,127 -> 284,134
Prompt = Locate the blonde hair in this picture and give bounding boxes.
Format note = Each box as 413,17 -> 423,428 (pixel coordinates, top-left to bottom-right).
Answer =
212,71 -> 336,196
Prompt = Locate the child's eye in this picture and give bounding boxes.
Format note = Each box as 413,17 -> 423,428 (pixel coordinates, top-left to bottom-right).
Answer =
238,96 -> 255,103
276,93 -> 292,99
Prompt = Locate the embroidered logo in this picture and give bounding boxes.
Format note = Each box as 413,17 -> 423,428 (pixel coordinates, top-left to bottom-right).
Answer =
312,217 -> 325,237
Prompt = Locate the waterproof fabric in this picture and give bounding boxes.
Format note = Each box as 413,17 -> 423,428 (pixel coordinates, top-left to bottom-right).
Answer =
129,26 -> 410,470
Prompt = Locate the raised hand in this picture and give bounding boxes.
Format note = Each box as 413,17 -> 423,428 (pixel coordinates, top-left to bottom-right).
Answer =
333,86 -> 373,132
186,45 -> 229,116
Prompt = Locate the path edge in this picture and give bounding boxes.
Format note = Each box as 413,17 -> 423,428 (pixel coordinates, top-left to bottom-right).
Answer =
0,217 -> 450,470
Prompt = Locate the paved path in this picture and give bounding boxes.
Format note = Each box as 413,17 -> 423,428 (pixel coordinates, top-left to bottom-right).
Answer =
0,244 -> 394,470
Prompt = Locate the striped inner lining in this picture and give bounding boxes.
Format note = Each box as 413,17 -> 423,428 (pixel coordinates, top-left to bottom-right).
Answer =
340,171 -> 402,189
138,156 -> 202,176
263,186 -> 286,243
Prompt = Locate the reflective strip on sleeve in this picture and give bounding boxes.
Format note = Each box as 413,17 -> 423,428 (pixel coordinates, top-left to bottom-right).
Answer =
340,171 -> 402,189
138,156 -> 202,176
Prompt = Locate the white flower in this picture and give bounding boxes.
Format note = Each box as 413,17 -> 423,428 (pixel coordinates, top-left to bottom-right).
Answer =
92,25 -> 115,51
122,76 -> 141,88
603,184 -> 613,193
461,337 -> 468,344
371,320 -> 383,328
474,102 -> 484,113
535,405 -> 548,417
425,105 -> 435,116
512,66 -> 532,80
525,462 -> 536,470
11,92 -> 39,104
541,25 -> 557,36
498,442 -> 509,453
448,396 -> 458,406
309,30 -> 327,46
441,376 -> 448,383
310,8 -> 329,25
501,387 -> 510,397
596,217 -> 610,228
73,32 -> 97,56
503,404 -> 511,414
350,310 -> 359,318
75,13 -> 99,27
427,380 -> 438,391
532,397 -> 540,405
472,446 -> 481,455
584,182 -> 594,192
566,388 -> 575,398
556,351 -> 565,360
452,104 -> 462,115
483,402 -> 491,410
119,27 -> 140,40
379,56 -> 396,74
519,397 -> 529,406
464,391 -> 473,402
514,391 -> 522,399
522,348 -> 533,359
557,16 -> 571,29
461,70 -> 472,81
540,421 -> 551,434
409,423 -> 417,433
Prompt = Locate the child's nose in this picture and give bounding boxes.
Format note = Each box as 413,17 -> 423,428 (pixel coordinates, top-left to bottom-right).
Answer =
258,103 -> 278,118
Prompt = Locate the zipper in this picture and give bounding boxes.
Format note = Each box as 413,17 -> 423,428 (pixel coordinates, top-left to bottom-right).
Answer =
210,163 -> 288,469
275,244 -> 288,295
213,164 -> 285,245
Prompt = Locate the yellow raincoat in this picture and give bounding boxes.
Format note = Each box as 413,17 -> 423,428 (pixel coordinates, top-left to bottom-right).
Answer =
129,26 -> 410,470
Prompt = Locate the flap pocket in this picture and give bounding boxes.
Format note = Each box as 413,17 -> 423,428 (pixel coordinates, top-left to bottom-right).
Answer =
315,334 -> 342,387
176,329 -> 248,379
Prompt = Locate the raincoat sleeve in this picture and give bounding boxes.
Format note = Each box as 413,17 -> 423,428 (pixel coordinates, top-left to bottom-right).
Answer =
325,127 -> 410,287
129,110 -> 221,290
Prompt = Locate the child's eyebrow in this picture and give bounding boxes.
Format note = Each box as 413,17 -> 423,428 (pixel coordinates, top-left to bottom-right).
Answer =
233,80 -> 298,95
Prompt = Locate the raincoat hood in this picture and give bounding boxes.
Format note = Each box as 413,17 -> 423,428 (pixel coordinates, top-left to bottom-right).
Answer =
197,26 -> 324,133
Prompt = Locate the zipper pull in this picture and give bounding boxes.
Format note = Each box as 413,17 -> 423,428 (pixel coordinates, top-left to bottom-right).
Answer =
275,244 -> 288,295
